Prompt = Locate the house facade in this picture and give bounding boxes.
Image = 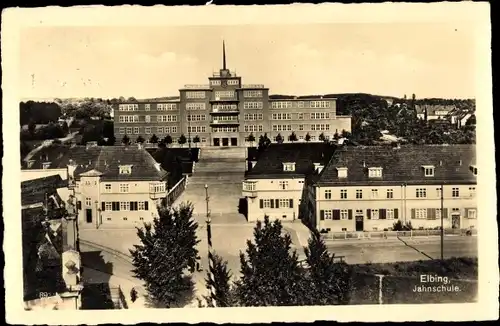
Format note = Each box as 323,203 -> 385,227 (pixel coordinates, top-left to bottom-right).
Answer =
305,145 -> 477,233
242,143 -> 336,223
22,143 -> 169,229
114,42 -> 352,147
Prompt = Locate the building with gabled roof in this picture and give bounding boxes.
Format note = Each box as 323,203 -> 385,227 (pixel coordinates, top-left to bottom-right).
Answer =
242,143 -> 337,222
304,144 -> 477,233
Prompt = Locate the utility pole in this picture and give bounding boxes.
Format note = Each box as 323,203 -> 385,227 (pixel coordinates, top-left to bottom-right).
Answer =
188,113 -> 192,150
205,184 -> 217,307
440,184 -> 444,260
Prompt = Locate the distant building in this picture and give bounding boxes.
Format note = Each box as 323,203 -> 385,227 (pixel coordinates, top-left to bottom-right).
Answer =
305,145 -> 477,232
415,104 -> 456,121
114,41 -> 352,147
22,144 -> 169,229
242,143 -> 336,222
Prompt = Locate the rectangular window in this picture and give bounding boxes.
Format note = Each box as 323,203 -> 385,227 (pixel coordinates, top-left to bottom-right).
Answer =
436,208 -> 442,219
119,128 -> 125,134
279,181 -> 289,190
371,209 -> 380,220
105,202 -> 112,211
340,189 -> 347,199
243,102 -> 263,109
324,210 -> 333,220
243,90 -> 263,98
416,188 -> 427,198
386,209 -> 395,220
185,91 -> 205,99
134,127 -> 140,134
145,104 -> 150,111
415,208 -> 427,219
85,197 -> 92,206
371,189 -> 379,198
469,187 -> 476,197
387,189 -> 394,199
468,209 -> 477,219
340,209 -> 349,220
263,199 -> 271,208
278,199 -> 289,208
298,113 -> 304,120
145,127 -> 151,134
126,127 -> 133,134
104,184 -> 112,192
424,167 -> 435,177
324,190 -> 332,200
356,189 -> 363,199
452,187 -> 460,197
368,168 -> 383,178
120,202 -> 130,211
186,103 -> 206,111
298,125 -> 304,131
119,183 -> 129,193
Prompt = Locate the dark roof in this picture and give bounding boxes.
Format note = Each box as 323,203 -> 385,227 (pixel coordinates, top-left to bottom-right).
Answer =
246,143 -> 337,179
21,175 -> 66,206
316,145 -> 476,186
415,104 -> 457,115
22,145 -> 168,181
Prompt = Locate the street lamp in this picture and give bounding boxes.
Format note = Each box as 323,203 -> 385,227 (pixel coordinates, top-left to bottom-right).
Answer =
204,184 -> 216,307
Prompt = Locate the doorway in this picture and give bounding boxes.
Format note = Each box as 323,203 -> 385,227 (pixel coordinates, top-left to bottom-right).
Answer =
451,214 -> 461,229
231,137 -> 238,146
213,138 -> 220,146
355,216 -> 364,231
86,209 -> 93,223
222,138 -> 229,146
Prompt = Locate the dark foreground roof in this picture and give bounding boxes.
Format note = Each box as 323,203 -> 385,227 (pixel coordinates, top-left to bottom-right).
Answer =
21,175 -> 66,207
246,143 -> 337,179
22,145 -> 167,181
316,144 -> 476,186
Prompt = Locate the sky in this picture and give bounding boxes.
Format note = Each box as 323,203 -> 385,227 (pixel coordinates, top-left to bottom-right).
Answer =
19,23 -> 478,100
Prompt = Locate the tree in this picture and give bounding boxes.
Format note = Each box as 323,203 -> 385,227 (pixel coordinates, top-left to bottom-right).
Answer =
288,131 -> 298,143
136,135 -> 145,144
106,135 -> 116,146
129,203 -> 199,308
204,252 -> 236,307
122,134 -> 131,145
246,133 -> 256,146
333,131 -> 340,140
305,133 -> 311,142
178,134 -> 187,147
193,135 -> 200,147
150,134 -> 159,144
235,216 -> 309,306
257,133 -> 271,151
127,97 -> 137,102
275,133 -> 284,144
164,135 -> 173,146
304,231 -> 351,305
319,133 -> 326,142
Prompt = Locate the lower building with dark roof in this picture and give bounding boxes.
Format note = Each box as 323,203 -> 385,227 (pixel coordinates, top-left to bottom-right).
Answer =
242,142 -> 337,222
303,144 -> 477,233
22,143 -> 171,229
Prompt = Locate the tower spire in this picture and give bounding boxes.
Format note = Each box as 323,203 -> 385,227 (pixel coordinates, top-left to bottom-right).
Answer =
222,40 -> 226,70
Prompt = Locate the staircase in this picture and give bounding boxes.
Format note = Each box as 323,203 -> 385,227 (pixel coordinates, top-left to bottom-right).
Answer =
173,147 -> 247,215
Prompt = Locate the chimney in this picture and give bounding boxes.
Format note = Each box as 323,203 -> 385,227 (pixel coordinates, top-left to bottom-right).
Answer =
362,161 -> 366,168
314,163 -> 324,174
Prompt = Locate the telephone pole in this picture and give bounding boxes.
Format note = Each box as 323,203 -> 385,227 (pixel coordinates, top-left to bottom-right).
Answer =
440,184 -> 444,260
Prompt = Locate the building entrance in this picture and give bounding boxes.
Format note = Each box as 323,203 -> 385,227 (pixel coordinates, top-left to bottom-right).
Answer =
355,215 -> 364,231
213,138 -> 220,146
86,209 -> 93,223
231,137 -> 238,146
222,138 -> 229,146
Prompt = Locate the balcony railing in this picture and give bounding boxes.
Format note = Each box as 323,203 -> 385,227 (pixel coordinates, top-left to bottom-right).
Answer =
213,71 -> 237,77
211,107 -> 239,113
210,120 -> 240,125
242,189 -> 258,197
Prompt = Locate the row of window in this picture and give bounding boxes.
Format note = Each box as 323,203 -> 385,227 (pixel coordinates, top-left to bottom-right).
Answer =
272,113 -> 293,120
118,103 -> 179,111
186,103 -> 206,111
157,115 -> 178,122
118,126 -> 179,135
187,126 -> 207,133
270,101 -> 332,109
323,187 -> 475,200
186,91 -> 206,99
319,208 -> 476,221
213,115 -> 238,121
118,104 -> 139,111
259,198 -> 294,209
214,91 -> 236,98
118,115 -> 140,123
243,90 -> 263,98
310,124 -> 330,131
244,113 -> 264,121
244,125 -> 264,132
272,124 -> 293,132
102,201 -> 149,211
244,102 -> 263,109
187,114 -> 207,122
210,79 -> 239,86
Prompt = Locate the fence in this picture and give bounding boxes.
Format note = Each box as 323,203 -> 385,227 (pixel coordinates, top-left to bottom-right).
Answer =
321,228 -> 477,241
348,272 -> 478,304
167,175 -> 187,205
